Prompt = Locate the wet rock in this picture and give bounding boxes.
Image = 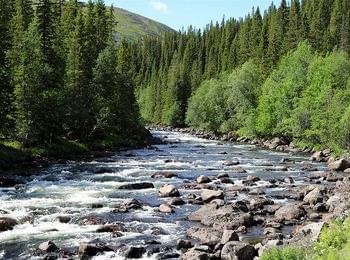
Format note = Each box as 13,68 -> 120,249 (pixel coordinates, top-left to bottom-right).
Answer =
264,205 -> 281,214
328,159 -> 350,171
0,177 -> 25,187
118,182 -> 154,190
221,241 -> 256,260
91,203 -> 103,209
124,198 -> 143,210
284,177 -> 294,184
310,151 -> 327,162
57,216 -> 71,223
159,185 -> 180,197
197,175 -> 211,184
123,246 -> 146,258
38,241 -> 58,253
326,173 -> 343,182
249,187 -> 265,195
275,204 -> 306,221
0,217 -> 18,231
168,197 -> 185,206
243,176 -> 260,185
224,160 -> 240,166
231,167 -> 247,173
181,248 -> 210,260
96,224 -> 124,233
187,227 -> 222,246
313,203 -> 328,212
303,187 -> 324,205
188,203 -> 219,221
201,189 -> 224,203
151,172 -> 178,179
218,173 -> 229,178
79,243 -> 112,257
221,177 -> 234,184
219,151 -> 228,155
226,185 -> 248,193
176,239 -> 193,250
159,204 -> 174,213
249,197 -> 274,211
221,230 -> 239,244
94,167 -> 113,174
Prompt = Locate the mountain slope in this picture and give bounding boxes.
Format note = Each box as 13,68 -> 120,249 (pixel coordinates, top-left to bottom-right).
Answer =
113,7 -> 174,41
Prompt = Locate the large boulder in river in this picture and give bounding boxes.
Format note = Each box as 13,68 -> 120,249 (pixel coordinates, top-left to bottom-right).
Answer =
221,241 -> 256,260
0,217 -> 18,231
118,182 -> 154,190
151,172 -> 178,179
275,204 -> 306,221
197,175 -> 211,184
328,159 -> 350,171
159,185 -> 180,197
187,227 -> 222,246
303,187 -> 324,205
201,204 -> 253,230
188,203 -> 219,221
201,189 -> 224,203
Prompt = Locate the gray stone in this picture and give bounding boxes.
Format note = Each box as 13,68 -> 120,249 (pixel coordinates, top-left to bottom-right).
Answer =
201,189 -> 224,203
159,185 -> 180,197
221,230 -> 239,244
221,241 -> 256,260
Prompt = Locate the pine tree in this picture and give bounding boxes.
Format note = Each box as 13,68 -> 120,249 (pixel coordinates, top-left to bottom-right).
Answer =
0,0 -> 14,136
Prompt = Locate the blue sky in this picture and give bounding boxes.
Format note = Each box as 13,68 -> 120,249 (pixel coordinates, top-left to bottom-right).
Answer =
105,0 -> 282,30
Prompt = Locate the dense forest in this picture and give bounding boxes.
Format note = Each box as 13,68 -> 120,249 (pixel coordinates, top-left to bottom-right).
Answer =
0,0 -> 144,151
133,0 -> 350,153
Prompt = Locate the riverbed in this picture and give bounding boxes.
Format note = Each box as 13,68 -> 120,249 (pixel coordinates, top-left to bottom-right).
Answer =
0,130 -> 327,259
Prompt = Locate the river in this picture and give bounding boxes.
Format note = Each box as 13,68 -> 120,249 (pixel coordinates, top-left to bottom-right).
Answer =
0,130 -> 327,259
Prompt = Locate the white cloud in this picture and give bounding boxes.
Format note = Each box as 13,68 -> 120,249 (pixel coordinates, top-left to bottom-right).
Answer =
150,1 -> 169,14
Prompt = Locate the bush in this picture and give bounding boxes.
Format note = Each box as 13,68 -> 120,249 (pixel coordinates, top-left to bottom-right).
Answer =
260,247 -> 305,260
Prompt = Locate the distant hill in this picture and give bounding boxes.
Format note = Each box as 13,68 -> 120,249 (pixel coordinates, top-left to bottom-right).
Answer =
113,7 -> 175,41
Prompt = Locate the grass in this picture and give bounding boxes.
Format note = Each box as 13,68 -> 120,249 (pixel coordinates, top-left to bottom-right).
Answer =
113,7 -> 174,41
261,218 -> 350,260
0,132 -> 148,170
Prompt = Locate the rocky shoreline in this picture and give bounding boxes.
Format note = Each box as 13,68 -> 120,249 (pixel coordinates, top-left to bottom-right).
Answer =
1,128 -> 350,259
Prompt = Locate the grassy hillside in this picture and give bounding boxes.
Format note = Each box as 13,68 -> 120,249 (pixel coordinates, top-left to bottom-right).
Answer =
113,7 -> 174,41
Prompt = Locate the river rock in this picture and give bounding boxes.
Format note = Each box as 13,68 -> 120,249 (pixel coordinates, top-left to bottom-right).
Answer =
188,203 -> 219,221
159,204 -> 174,213
249,197 -> 274,211
275,204 -> 306,221
159,185 -> 180,197
221,230 -> 239,244
313,203 -> 328,212
118,182 -> 154,190
224,160 -> 240,166
294,222 -> 325,244
303,187 -> 324,205
249,187 -> 265,195
176,239 -> 193,250
96,224 -> 124,233
211,199 -> 225,207
38,241 -> 58,253
221,241 -> 256,260
123,246 -> 145,258
151,172 -> 178,179
181,248 -> 210,260
328,159 -> 350,171
201,189 -> 224,203
187,227 -> 222,246
284,177 -> 294,184
79,243 -> 112,257
202,205 -> 253,230
168,197 -> 185,206
0,217 -> 18,231
57,216 -> 71,223
197,175 -> 211,184
94,167 -> 113,174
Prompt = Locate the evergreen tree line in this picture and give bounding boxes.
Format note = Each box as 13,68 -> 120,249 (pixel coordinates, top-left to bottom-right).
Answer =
134,0 -> 350,130
0,0 -> 142,146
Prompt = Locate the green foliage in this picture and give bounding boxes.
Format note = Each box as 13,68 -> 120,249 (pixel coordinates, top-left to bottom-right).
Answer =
186,61 -> 262,135
260,247 -> 305,260
257,42 -> 314,137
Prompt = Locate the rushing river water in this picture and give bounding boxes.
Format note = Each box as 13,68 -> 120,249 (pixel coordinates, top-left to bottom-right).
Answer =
0,131 -> 327,259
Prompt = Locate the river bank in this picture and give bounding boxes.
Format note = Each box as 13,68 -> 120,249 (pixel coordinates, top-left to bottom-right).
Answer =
0,129 -> 349,259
